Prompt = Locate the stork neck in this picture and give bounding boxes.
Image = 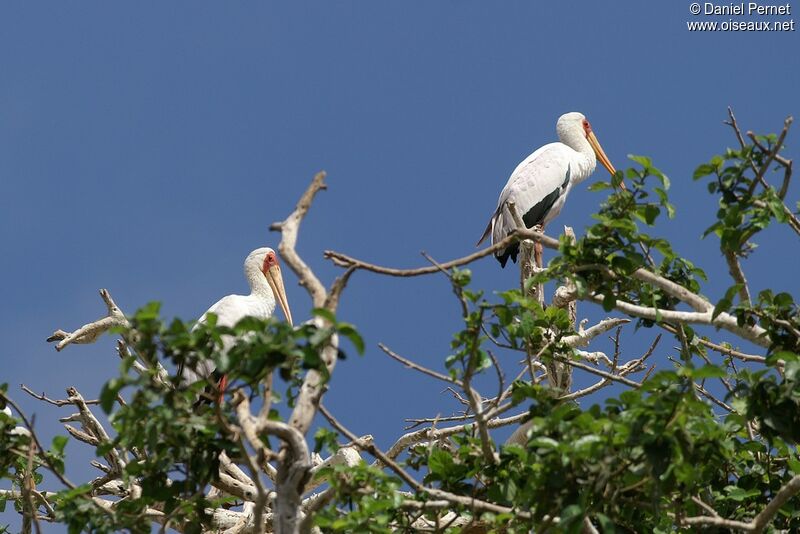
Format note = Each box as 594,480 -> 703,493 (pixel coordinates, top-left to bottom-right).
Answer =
245,262 -> 273,299
558,130 -> 597,184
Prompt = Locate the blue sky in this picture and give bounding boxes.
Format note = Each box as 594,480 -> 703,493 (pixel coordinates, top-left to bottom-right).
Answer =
1,2 -> 798,529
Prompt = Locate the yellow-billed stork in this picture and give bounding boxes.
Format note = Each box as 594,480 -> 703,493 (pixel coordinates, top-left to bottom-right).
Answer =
477,112 -> 619,267
180,247 -> 293,397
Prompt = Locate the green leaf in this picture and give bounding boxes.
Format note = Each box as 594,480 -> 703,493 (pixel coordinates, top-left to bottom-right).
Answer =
766,351 -> 799,366
135,301 -> 162,321
774,292 -> 794,308
628,154 -> 652,169
644,205 -> 660,225
712,298 -> 731,321
51,435 -> 69,456
573,434 -> 602,451
691,365 -> 727,379
338,323 -> 365,355
724,485 -> 761,502
602,293 -> 616,312
452,268 -> 472,287
588,181 -> 611,192
560,504 -> 584,526
312,308 -> 337,324
427,448 -> 454,476
693,163 -> 716,180
99,379 -> 123,414
530,437 -> 559,449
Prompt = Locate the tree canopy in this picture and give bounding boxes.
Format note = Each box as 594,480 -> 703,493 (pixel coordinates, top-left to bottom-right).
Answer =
2,111 -> 799,533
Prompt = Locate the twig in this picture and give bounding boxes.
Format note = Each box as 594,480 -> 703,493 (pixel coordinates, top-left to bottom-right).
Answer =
724,251 -> 752,305
324,266 -> 356,311
746,116 -> 793,194
658,324 -> 766,364
324,227 -> 559,277
725,107 -> 760,177
378,343 -> 460,386
20,385 -> 99,406
694,383 -> 734,413
748,127 -> 793,199
550,355 -> 641,388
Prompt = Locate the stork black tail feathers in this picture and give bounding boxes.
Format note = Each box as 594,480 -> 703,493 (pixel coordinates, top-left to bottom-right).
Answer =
476,219 -> 493,247
478,211 -> 519,268
496,243 -> 518,268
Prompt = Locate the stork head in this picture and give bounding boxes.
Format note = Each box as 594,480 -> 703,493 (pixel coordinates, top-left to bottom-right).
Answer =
557,112 -> 622,187
248,247 -> 293,326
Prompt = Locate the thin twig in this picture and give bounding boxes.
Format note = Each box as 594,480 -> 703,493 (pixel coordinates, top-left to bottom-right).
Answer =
378,343 -> 460,386
20,385 -> 99,406
324,227 -> 559,278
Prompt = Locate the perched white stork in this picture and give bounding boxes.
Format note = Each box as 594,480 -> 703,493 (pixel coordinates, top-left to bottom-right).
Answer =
180,247 -> 293,398
477,112 -> 620,267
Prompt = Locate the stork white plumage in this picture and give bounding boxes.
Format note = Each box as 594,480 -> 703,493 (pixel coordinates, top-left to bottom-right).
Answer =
477,112 -> 620,267
180,247 -> 293,397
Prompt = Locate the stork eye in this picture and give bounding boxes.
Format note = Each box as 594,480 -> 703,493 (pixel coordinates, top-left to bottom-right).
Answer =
582,119 -> 592,134
262,252 -> 278,271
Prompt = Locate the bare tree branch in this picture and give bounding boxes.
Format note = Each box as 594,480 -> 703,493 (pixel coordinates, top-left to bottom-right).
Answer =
46,289 -> 128,351
324,227 -> 559,278
270,171 -> 328,309
378,343 -> 460,386
585,293 -> 770,348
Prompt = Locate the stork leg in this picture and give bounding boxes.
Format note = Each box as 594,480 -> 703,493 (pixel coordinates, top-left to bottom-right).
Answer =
217,374 -> 229,404
533,224 -> 544,269
534,241 -> 543,269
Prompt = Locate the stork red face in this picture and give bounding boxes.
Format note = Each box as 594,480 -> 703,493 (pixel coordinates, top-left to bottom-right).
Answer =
582,118 -> 626,190
261,251 -> 293,326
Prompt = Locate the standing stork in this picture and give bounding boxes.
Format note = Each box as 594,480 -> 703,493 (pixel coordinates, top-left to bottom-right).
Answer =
180,247 -> 293,399
477,112 -> 620,267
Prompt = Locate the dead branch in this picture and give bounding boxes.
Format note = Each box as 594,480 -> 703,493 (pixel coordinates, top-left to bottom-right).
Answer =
270,171 -> 328,308
46,289 -> 128,351
324,227 -> 559,278
586,293 -> 770,348
20,385 -> 99,406
378,343 -> 460,386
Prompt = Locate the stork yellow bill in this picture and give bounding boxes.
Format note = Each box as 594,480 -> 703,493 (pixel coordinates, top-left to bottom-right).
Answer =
263,252 -> 293,326
584,122 -> 626,191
